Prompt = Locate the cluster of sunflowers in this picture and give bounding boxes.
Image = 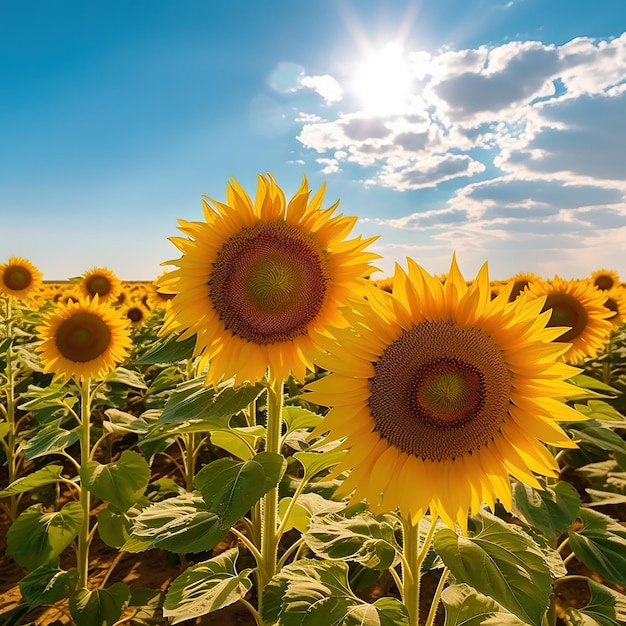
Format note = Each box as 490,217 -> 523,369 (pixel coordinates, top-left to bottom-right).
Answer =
1,174 -> 625,626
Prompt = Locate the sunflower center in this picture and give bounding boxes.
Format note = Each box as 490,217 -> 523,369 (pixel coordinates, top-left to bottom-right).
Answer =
543,293 -> 588,342
4,266 -> 32,291
209,222 -> 329,344
604,297 -> 618,319
55,312 -> 112,362
369,320 -> 511,461
127,307 -> 144,322
594,275 -> 614,290
409,357 -> 486,429
86,276 -> 112,296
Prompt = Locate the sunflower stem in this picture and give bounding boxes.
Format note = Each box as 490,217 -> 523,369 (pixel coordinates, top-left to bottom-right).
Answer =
257,376 -> 283,614
3,300 -> 19,521
424,567 -> 449,626
77,377 -> 92,590
401,518 -> 421,626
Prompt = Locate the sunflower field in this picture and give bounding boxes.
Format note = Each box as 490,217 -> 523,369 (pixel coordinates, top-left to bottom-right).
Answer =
1,175 -> 626,626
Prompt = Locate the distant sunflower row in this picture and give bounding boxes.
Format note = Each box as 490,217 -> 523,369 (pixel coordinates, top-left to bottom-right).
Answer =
0,258 -> 174,328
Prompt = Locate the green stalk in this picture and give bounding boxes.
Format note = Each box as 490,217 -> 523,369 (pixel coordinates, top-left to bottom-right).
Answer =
257,376 -> 283,608
77,377 -> 92,590
402,516 -> 438,626
402,519 -> 421,626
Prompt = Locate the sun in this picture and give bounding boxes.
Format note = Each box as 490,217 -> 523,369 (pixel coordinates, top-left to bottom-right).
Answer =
352,41 -> 413,115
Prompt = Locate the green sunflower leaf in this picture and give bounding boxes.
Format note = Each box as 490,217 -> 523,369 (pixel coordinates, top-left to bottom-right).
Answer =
194,452 -> 286,527
441,583 -> 529,626
209,426 -> 266,461
293,448 -> 347,480
260,559 -> 409,626
561,578 -> 626,626
278,492 -> 345,533
69,582 -> 131,626
21,420 -> 81,460
434,511 -> 551,626
123,491 -> 230,554
568,508 -> 626,585
565,420 -> 626,455
282,406 -> 323,433
0,465 -> 65,497
304,507 -> 400,570
7,502 -> 83,571
163,548 -> 253,624
510,479 -> 581,537
103,366 -> 147,389
80,449 -> 150,512
133,332 -> 196,364
574,400 -> 626,422
19,560 -> 79,608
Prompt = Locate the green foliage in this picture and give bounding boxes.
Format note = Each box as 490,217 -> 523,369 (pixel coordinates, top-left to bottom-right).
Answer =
163,548 -> 253,624
561,578 -> 626,626
80,449 -> 150,512
19,561 -> 79,608
434,511 -> 552,626
568,508 -> 626,585
7,502 -> 83,571
69,583 -> 131,626
261,559 -> 409,626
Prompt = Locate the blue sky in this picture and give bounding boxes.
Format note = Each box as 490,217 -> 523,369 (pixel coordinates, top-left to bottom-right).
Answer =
1,0 -> 625,281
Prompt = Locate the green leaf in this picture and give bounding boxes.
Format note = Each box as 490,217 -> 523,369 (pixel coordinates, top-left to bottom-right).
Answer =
80,450 -> 150,512
128,587 -> 165,626
568,374 -> 619,395
293,448 -> 347,480
7,502 -> 83,570
69,582 -> 131,626
441,583 -> 529,626
568,508 -> 626,585
103,366 -> 147,389
434,511 -> 551,626
159,377 -> 263,425
565,420 -> 626,455
282,406 -> 323,434
19,561 -> 79,608
574,400 -> 626,422
18,381 -> 77,411
510,479 -> 581,537
97,508 -> 133,549
209,426 -> 265,461
22,420 -> 81,460
561,578 -> 626,626
261,559 -> 409,626
194,452 -> 286,528
144,365 -> 184,395
163,547 -> 253,624
103,408 -> 152,435
576,459 -> 626,503
0,465 -> 65,497
124,491 -> 230,554
133,332 -> 196,364
305,507 -> 400,570
278,492 -> 345,533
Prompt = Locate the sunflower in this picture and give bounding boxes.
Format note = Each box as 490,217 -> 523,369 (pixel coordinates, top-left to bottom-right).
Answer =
590,268 -> 620,291
526,277 -> 614,364
37,296 -> 132,381
148,271 -> 176,310
159,174 -> 378,385
124,298 -> 150,329
506,271 -> 542,301
306,256 -> 585,532
0,256 -> 43,302
603,286 -> 626,328
79,267 -> 123,304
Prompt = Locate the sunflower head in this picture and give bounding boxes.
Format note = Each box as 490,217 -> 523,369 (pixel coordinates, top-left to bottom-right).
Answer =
124,299 -> 150,329
590,268 -> 620,291
602,286 -> 626,328
159,173 -> 379,386
526,277 -> 614,364
37,296 -> 132,382
506,271 -> 541,302
79,267 -> 123,304
0,256 -> 43,302
306,256 -> 586,532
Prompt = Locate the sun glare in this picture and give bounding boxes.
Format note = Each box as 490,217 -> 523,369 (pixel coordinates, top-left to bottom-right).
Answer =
352,41 -> 412,115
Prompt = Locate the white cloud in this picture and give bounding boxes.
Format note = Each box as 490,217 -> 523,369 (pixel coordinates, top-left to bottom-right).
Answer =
297,74 -> 343,104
